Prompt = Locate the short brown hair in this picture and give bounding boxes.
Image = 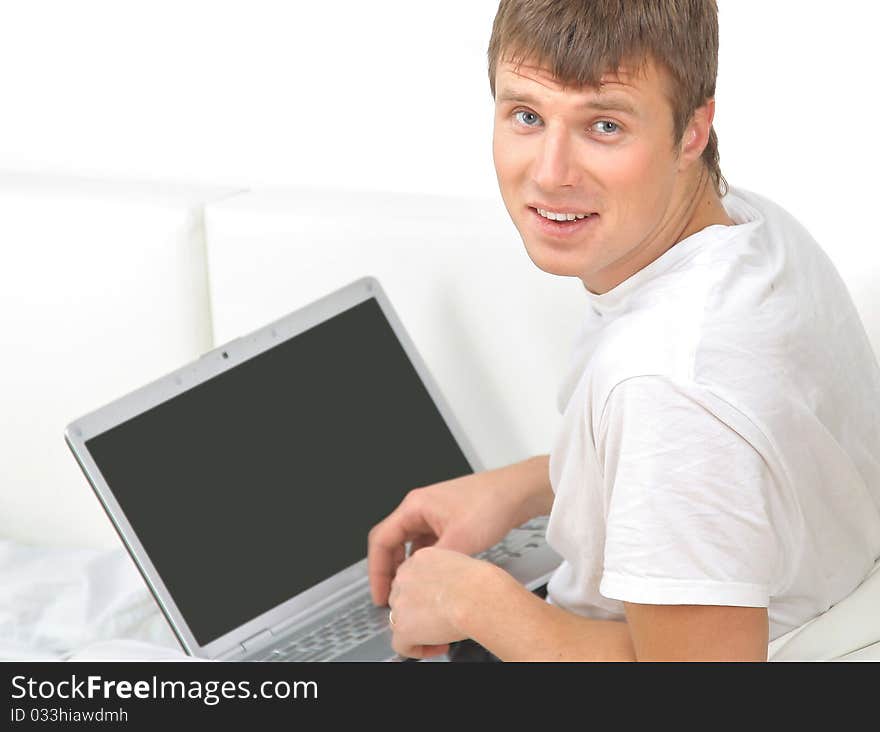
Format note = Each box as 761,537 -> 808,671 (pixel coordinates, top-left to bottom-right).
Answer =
488,0 -> 728,197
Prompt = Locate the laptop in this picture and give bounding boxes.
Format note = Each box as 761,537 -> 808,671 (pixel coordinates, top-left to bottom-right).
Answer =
64,276 -> 561,662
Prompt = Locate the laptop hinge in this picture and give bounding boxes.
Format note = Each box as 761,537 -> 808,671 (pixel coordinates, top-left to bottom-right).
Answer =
241,629 -> 273,653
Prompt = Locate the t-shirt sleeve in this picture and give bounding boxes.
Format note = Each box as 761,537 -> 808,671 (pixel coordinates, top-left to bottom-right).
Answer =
596,375 -> 777,607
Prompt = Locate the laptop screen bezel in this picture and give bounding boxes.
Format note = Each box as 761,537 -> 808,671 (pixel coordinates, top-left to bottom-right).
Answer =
64,276 -> 484,659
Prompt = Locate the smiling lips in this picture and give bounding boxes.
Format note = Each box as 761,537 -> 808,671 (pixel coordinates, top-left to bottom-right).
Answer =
534,207 -> 597,221
528,205 -> 599,237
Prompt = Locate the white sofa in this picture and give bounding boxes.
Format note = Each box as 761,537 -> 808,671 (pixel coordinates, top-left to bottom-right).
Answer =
1,170 -> 878,661
0,171 -> 241,548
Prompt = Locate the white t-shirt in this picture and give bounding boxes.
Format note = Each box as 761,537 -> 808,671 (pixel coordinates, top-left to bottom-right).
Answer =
544,186 -> 880,641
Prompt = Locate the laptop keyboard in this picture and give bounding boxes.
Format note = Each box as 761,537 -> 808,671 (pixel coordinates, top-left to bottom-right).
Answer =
256,516 -> 550,662
476,516 -> 548,565
260,600 -> 391,662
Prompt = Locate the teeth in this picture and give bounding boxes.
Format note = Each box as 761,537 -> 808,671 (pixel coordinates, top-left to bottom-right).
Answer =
537,208 -> 593,221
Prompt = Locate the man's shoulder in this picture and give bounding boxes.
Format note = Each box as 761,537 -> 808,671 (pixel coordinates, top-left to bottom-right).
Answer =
583,314 -> 698,429
578,185 -> 862,435
724,185 -> 822,255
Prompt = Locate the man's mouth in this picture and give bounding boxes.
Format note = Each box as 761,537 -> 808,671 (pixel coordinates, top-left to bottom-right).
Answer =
535,207 -> 597,222
528,206 -> 599,236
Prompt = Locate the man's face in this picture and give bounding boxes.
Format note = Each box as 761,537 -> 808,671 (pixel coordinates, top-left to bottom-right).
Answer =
492,56 -> 695,294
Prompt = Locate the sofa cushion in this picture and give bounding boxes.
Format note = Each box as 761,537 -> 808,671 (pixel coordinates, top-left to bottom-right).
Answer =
0,171 -> 240,548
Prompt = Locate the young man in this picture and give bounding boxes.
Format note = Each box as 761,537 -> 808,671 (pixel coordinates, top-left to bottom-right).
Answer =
367,0 -> 880,661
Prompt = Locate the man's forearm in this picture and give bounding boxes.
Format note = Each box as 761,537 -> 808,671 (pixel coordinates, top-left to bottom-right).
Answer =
498,454 -> 555,527
452,562 -> 637,662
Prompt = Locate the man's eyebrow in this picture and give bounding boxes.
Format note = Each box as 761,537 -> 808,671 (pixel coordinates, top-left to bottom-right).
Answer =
496,88 -> 639,116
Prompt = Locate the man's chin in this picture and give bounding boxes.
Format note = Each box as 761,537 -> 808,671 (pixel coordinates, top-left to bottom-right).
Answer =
520,241 -> 590,279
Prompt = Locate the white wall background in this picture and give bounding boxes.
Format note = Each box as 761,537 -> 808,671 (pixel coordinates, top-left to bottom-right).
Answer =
0,1 -> 877,211
0,0 -> 500,195
1,0 -> 877,304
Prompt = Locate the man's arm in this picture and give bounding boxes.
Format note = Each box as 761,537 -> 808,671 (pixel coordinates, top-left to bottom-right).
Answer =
452,563 -> 636,661
623,602 -> 768,661
451,563 -> 768,661
502,453 -> 555,526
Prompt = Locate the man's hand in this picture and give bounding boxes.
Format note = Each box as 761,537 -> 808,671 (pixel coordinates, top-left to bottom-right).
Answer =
367,456 -> 553,608
387,546 -> 492,660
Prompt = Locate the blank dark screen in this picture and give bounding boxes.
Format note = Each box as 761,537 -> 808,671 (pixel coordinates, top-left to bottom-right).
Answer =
85,298 -> 473,645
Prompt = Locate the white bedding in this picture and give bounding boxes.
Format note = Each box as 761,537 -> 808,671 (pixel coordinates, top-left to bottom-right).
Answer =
0,541 -> 193,661
2,540 -> 878,662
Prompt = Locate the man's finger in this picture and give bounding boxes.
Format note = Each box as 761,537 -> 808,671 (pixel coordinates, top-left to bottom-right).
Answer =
367,497 -> 437,605
369,541 -> 405,606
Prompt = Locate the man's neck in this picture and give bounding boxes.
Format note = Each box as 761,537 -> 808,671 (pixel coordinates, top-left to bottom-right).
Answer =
674,172 -> 736,242
582,168 -> 735,295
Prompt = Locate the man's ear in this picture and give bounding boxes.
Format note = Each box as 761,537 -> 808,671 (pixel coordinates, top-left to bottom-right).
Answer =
678,98 -> 715,171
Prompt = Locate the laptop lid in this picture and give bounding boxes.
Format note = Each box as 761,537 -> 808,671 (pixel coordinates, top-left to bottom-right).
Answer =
64,276 -> 483,659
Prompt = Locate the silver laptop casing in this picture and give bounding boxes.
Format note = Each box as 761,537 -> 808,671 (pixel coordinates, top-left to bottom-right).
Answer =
65,276 -> 559,661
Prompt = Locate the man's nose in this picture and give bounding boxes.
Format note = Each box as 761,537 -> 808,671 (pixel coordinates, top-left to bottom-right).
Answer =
532,126 -> 579,190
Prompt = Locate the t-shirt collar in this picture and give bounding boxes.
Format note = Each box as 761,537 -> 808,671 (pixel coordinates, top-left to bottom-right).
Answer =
583,187 -> 762,315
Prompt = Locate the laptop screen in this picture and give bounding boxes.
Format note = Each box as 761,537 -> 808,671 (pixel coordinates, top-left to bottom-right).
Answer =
84,297 -> 473,646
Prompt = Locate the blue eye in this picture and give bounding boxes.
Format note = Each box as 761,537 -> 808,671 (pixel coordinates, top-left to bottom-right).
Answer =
593,120 -> 620,135
514,110 -> 542,127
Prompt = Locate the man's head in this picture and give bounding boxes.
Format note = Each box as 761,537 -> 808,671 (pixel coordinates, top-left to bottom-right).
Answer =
488,0 -> 731,293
